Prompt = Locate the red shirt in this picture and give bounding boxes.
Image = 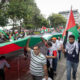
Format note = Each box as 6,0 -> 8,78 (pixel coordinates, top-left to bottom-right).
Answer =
53,50 -> 57,57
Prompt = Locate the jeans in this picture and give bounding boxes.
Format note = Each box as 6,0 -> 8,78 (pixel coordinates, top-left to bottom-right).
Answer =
58,50 -> 61,60
52,58 -> 57,72
66,60 -> 78,80
0,69 -> 5,80
48,68 -> 54,79
47,60 -> 54,79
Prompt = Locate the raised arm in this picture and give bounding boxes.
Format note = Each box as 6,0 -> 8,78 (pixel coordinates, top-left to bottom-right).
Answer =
46,56 -> 56,58
41,37 -> 48,47
5,60 -> 10,69
25,38 -> 31,52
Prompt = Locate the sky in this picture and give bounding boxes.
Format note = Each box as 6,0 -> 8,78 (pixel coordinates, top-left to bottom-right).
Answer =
35,0 -> 80,18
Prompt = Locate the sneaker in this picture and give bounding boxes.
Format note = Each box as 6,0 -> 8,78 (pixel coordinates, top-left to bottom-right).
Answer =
73,75 -> 76,80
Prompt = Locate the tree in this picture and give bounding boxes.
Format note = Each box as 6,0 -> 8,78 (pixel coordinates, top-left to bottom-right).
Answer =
0,12 -> 8,27
7,0 -> 27,33
33,14 -> 49,28
0,0 -> 8,27
6,0 -> 48,31
0,0 -> 6,9
0,5 -> 8,27
48,14 -> 66,28
23,0 -> 41,29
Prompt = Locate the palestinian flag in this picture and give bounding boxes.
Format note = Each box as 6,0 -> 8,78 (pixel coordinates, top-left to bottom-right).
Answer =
0,33 -> 63,55
0,36 -> 41,55
0,29 -> 9,38
45,29 -> 48,32
78,27 -> 80,31
40,26 -> 47,33
40,29 -> 45,33
63,9 -> 79,40
0,34 -> 53,55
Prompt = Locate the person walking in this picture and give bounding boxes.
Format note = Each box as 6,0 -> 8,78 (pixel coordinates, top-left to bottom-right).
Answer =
50,37 -> 58,76
62,35 -> 80,80
25,39 -> 48,80
57,37 -> 63,60
41,38 -> 57,79
0,56 -> 10,80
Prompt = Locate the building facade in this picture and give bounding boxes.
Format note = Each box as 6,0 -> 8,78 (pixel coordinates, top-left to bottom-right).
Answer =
59,10 -> 80,25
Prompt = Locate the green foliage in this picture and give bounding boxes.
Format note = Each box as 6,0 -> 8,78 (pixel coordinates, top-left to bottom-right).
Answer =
0,7 -> 8,26
7,0 -> 26,20
7,0 -> 49,29
33,14 -> 49,28
48,13 -> 66,28
7,0 -> 30,32
0,0 -> 49,29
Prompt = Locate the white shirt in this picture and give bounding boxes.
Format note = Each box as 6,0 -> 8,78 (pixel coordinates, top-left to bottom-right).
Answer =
47,41 -> 58,68
48,41 -> 58,56
0,60 -> 10,69
52,42 -> 58,50
57,40 -> 63,50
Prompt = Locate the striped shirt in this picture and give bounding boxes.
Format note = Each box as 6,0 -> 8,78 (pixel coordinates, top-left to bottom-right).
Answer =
30,49 -> 46,76
0,60 -> 10,69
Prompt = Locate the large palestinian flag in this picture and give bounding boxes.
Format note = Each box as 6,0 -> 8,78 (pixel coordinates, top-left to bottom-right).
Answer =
0,33 -> 63,55
0,34 -> 53,55
63,9 -> 79,40
0,36 -> 41,55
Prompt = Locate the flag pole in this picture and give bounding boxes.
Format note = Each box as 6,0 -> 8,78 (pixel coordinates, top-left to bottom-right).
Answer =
71,5 -> 72,10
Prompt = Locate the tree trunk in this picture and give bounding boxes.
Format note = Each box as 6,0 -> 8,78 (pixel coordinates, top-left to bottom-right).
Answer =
13,19 -> 14,34
19,20 -> 21,33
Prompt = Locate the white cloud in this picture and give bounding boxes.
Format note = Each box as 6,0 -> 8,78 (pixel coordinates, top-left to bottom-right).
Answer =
35,0 -> 80,18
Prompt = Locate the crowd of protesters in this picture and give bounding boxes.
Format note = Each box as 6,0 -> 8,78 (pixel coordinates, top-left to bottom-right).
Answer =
24,35 -> 80,80
0,35 -> 80,80
0,31 -> 26,43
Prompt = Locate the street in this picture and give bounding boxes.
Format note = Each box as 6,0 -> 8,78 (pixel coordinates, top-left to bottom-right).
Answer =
5,43 -> 80,80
